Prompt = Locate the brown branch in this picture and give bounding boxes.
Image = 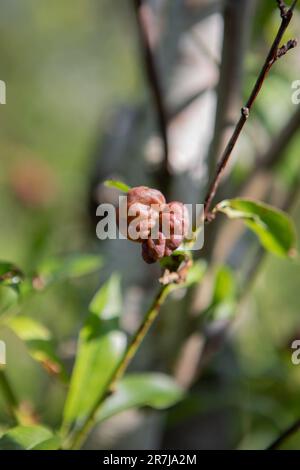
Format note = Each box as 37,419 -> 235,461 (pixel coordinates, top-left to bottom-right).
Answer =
277,0 -> 289,17
267,418 -> 300,450
207,0 -> 254,178
203,0 -> 298,220
277,0 -> 298,17
133,0 -> 171,191
220,104 -> 300,210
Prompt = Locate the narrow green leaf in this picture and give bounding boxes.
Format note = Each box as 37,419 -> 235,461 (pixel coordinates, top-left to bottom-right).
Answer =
31,436 -> 61,450
63,276 -> 126,428
183,260 -> 207,287
97,373 -> 184,423
202,265 -> 237,322
0,262 -> 23,313
0,425 -> 56,450
7,316 -> 67,380
104,180 -> 131,193
37,254 -> 103,285
212,266 -> 236,305
7,316 -> 51,341
89,274 -> 121,319
0,286 -> 19,315
216,199 -> 297,258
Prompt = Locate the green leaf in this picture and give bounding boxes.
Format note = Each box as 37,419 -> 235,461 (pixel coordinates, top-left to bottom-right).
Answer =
7,316 -> 67,380
31,436 -> 61,450
37,254 -> 103,285
7,316 -> 51,341
89,274 -> 121,319
97,373 -> 184,423
104,179 -> 131,193
0,286 -> 19,315
202,266 -> 237,322
183,260 -> 207,288
63,275 -> 126,428
0,262 -> 23,313
0,262 -> 23,288
0,425 -> 58,450
212,266 -> 236,305
216,199 -> 297,258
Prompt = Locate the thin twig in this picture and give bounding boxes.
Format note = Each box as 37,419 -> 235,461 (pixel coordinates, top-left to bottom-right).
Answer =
133,0 -> 170,190
203,0 -> 298,220
277,0 -> 289,17
207,0 -> 254,177
267,418 -> 300,449
66,284 -> 173,450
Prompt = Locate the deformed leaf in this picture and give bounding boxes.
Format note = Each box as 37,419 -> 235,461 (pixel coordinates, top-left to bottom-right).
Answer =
0,425 -> 58,450
104,180 -> 131,193
216,199 -> 297,258
63,275 -> 126,428
97,373 -> 184,423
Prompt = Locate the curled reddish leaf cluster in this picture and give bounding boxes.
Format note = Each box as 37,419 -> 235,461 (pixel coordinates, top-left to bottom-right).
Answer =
118,186 -> 189,264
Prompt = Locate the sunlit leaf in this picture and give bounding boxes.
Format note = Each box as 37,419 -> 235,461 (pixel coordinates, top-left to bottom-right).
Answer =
37,254 -> 103,286
31,436 -> 61,450
183,260 -> 207,287
97,373 -> 184,423
104,179 -> 131,193
212,266 -> 236,305
202,265 -> 237,321
0,425 -> 58,450
89,274 -> 121,319
7,316 -> 67,380
63,275 -> 126,428
216,199 -> 297,258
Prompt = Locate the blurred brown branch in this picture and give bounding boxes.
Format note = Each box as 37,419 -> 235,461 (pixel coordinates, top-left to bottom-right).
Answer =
133,0 -> 171,191
207,0 -> 255,177
267,417 -> 300,449
204,0 -> 298,220
255,106 -> 300,172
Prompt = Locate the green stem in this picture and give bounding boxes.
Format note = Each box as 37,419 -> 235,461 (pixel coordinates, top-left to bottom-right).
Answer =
66,284 -> 172,450
0,369 -> 19,424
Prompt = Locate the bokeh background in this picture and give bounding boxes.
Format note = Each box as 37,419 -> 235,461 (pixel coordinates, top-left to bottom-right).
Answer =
0,0 -> 300,450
